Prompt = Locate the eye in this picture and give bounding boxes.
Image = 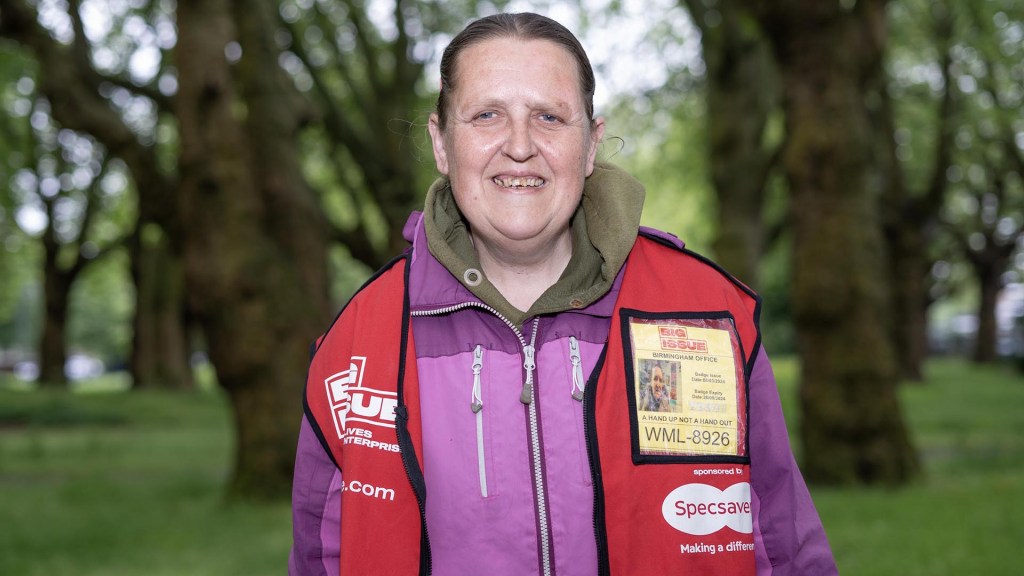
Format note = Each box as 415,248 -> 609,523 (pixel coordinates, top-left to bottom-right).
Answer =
539,113 -> 560,123
475,111 -> 496,121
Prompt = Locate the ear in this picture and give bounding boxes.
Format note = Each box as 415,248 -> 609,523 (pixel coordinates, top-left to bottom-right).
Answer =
428,113 -> 450,175
585,117 -> 606,176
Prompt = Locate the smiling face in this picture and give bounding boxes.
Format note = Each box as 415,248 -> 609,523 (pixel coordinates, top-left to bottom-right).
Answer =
428,37 -> 605,260
651,366 -> 667,400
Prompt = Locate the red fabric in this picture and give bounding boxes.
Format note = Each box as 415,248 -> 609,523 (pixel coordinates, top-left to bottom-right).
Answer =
305,260 -> 424,576
305,237 -> 761,575
595,237 -> 758,575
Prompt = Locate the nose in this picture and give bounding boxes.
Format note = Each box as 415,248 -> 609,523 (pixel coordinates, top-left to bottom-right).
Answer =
502,117 -> 537,162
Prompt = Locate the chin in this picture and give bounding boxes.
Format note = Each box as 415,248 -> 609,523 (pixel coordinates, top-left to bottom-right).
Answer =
491,225 -> 550,243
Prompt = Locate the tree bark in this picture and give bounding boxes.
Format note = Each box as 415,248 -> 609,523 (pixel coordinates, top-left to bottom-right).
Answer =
740,0 -> 918,484
129,227 -> 194,389
175,0 -> 330,499
887,226 -> 930,380
38,254 -> 72,387
973,263 -> 1001,363
682,0 -> 780,288
963,236 -> 1017,364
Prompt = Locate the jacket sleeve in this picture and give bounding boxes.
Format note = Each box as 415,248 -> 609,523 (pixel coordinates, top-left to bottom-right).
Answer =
289,415 -> 342,576
748,346 -> 838,576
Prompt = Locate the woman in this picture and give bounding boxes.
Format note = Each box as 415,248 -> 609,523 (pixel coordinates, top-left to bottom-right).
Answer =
291,12 -> 837,576
641,364 -> 672,413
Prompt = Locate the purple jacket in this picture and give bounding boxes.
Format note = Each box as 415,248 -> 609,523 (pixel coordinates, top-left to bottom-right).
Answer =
289,213 -> 837,576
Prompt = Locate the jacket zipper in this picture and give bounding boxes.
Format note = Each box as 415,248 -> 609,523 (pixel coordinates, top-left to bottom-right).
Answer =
470,344 -> 487,498
518,318 -> 554,576
583,346 -> 610,576
569,336 -> 584,402
412,305 -> 554,576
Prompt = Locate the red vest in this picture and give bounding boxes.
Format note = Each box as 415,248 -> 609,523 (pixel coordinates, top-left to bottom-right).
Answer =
305,235 -> 761,575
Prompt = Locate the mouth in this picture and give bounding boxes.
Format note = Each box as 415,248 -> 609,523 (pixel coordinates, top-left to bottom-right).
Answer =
492,175 -> 546,189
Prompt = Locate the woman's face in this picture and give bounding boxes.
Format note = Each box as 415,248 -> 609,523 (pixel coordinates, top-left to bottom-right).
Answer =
651,366 -> 667,399
429,37 -> 605,256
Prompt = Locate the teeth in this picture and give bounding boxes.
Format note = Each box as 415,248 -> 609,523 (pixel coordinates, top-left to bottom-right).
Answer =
493,176 -> 544,188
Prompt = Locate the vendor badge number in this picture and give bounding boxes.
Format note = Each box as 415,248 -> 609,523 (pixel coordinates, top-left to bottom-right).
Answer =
628,317 -> 745,458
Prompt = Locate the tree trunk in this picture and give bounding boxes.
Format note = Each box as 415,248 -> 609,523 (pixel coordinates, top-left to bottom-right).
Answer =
684,0 -> 780,288
878,74 -> 929,383
973,263 -> 1001,363
130,225 -> 194,389
742,0 -> 918,484
890,236 -> 929,380
39,258 -> 71,387
175,0 -> 330,499
880,6 -> 953,382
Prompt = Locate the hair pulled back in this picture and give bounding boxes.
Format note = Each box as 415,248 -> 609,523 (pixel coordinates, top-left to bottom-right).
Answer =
434,12 -> 596,130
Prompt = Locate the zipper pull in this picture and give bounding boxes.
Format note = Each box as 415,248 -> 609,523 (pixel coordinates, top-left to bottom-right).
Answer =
569,336 -> 584,401
520,344 -> 536,404
471,345 -> 484,413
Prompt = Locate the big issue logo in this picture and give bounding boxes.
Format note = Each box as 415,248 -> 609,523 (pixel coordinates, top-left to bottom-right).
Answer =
658,326 -> 709,353
325,356 -> 398,439
661,482 -> 753,536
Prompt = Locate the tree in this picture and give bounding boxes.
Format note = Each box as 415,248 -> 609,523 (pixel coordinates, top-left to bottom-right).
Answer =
939,0 -> 1024,363
2,0 -> 501,498
881,0 -> 957,381
0,47 -> 41,361
680,0 -> 781,289
737,0 -> 918,484
2,99 -> 126,386
172,0 -> 333,498
281,0 -> 420,263
0,0 -> 193,390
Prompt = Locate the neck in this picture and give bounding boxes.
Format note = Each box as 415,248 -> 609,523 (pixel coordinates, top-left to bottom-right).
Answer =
473,232 -> 573,312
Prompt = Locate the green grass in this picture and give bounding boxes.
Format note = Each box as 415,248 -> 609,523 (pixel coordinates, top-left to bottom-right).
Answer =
772,357 -> 1024,576
1,358 -> 1022,575
0,379 -> 291,576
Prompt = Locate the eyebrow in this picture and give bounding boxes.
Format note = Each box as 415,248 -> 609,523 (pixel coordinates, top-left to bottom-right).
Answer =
461,97 -> 576,113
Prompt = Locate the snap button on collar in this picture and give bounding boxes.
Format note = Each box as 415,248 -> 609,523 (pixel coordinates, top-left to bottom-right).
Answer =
464,268 -> 483,287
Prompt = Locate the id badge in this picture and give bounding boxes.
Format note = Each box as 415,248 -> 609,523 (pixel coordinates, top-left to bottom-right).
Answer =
622,311 -> 749,463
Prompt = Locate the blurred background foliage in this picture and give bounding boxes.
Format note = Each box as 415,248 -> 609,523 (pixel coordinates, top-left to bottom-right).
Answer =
0,0 -> 1023,569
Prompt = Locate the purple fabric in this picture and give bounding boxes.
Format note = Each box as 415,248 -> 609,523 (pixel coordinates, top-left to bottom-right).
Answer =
748,346 -> 838,575
407,211 -> 616,574
289,211 -> 837,575
638,225 -> 685,249
413,313 -> 609,575
288,417 -> 341,576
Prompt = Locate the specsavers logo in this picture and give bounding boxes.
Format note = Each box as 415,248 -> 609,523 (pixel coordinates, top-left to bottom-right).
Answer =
325,357 -> 398,451
662,482 -> 753,535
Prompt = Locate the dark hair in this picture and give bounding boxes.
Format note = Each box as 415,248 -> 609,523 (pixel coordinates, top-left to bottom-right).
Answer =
435,12 -> 597,129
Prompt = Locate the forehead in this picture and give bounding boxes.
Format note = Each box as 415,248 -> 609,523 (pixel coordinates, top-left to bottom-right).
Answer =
451,37 -> 582,99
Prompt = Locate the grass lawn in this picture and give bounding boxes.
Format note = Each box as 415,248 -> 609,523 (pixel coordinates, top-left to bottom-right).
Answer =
0,377 -> 291,576
1,357 -> 1022,575
774,357 -> 1024,576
